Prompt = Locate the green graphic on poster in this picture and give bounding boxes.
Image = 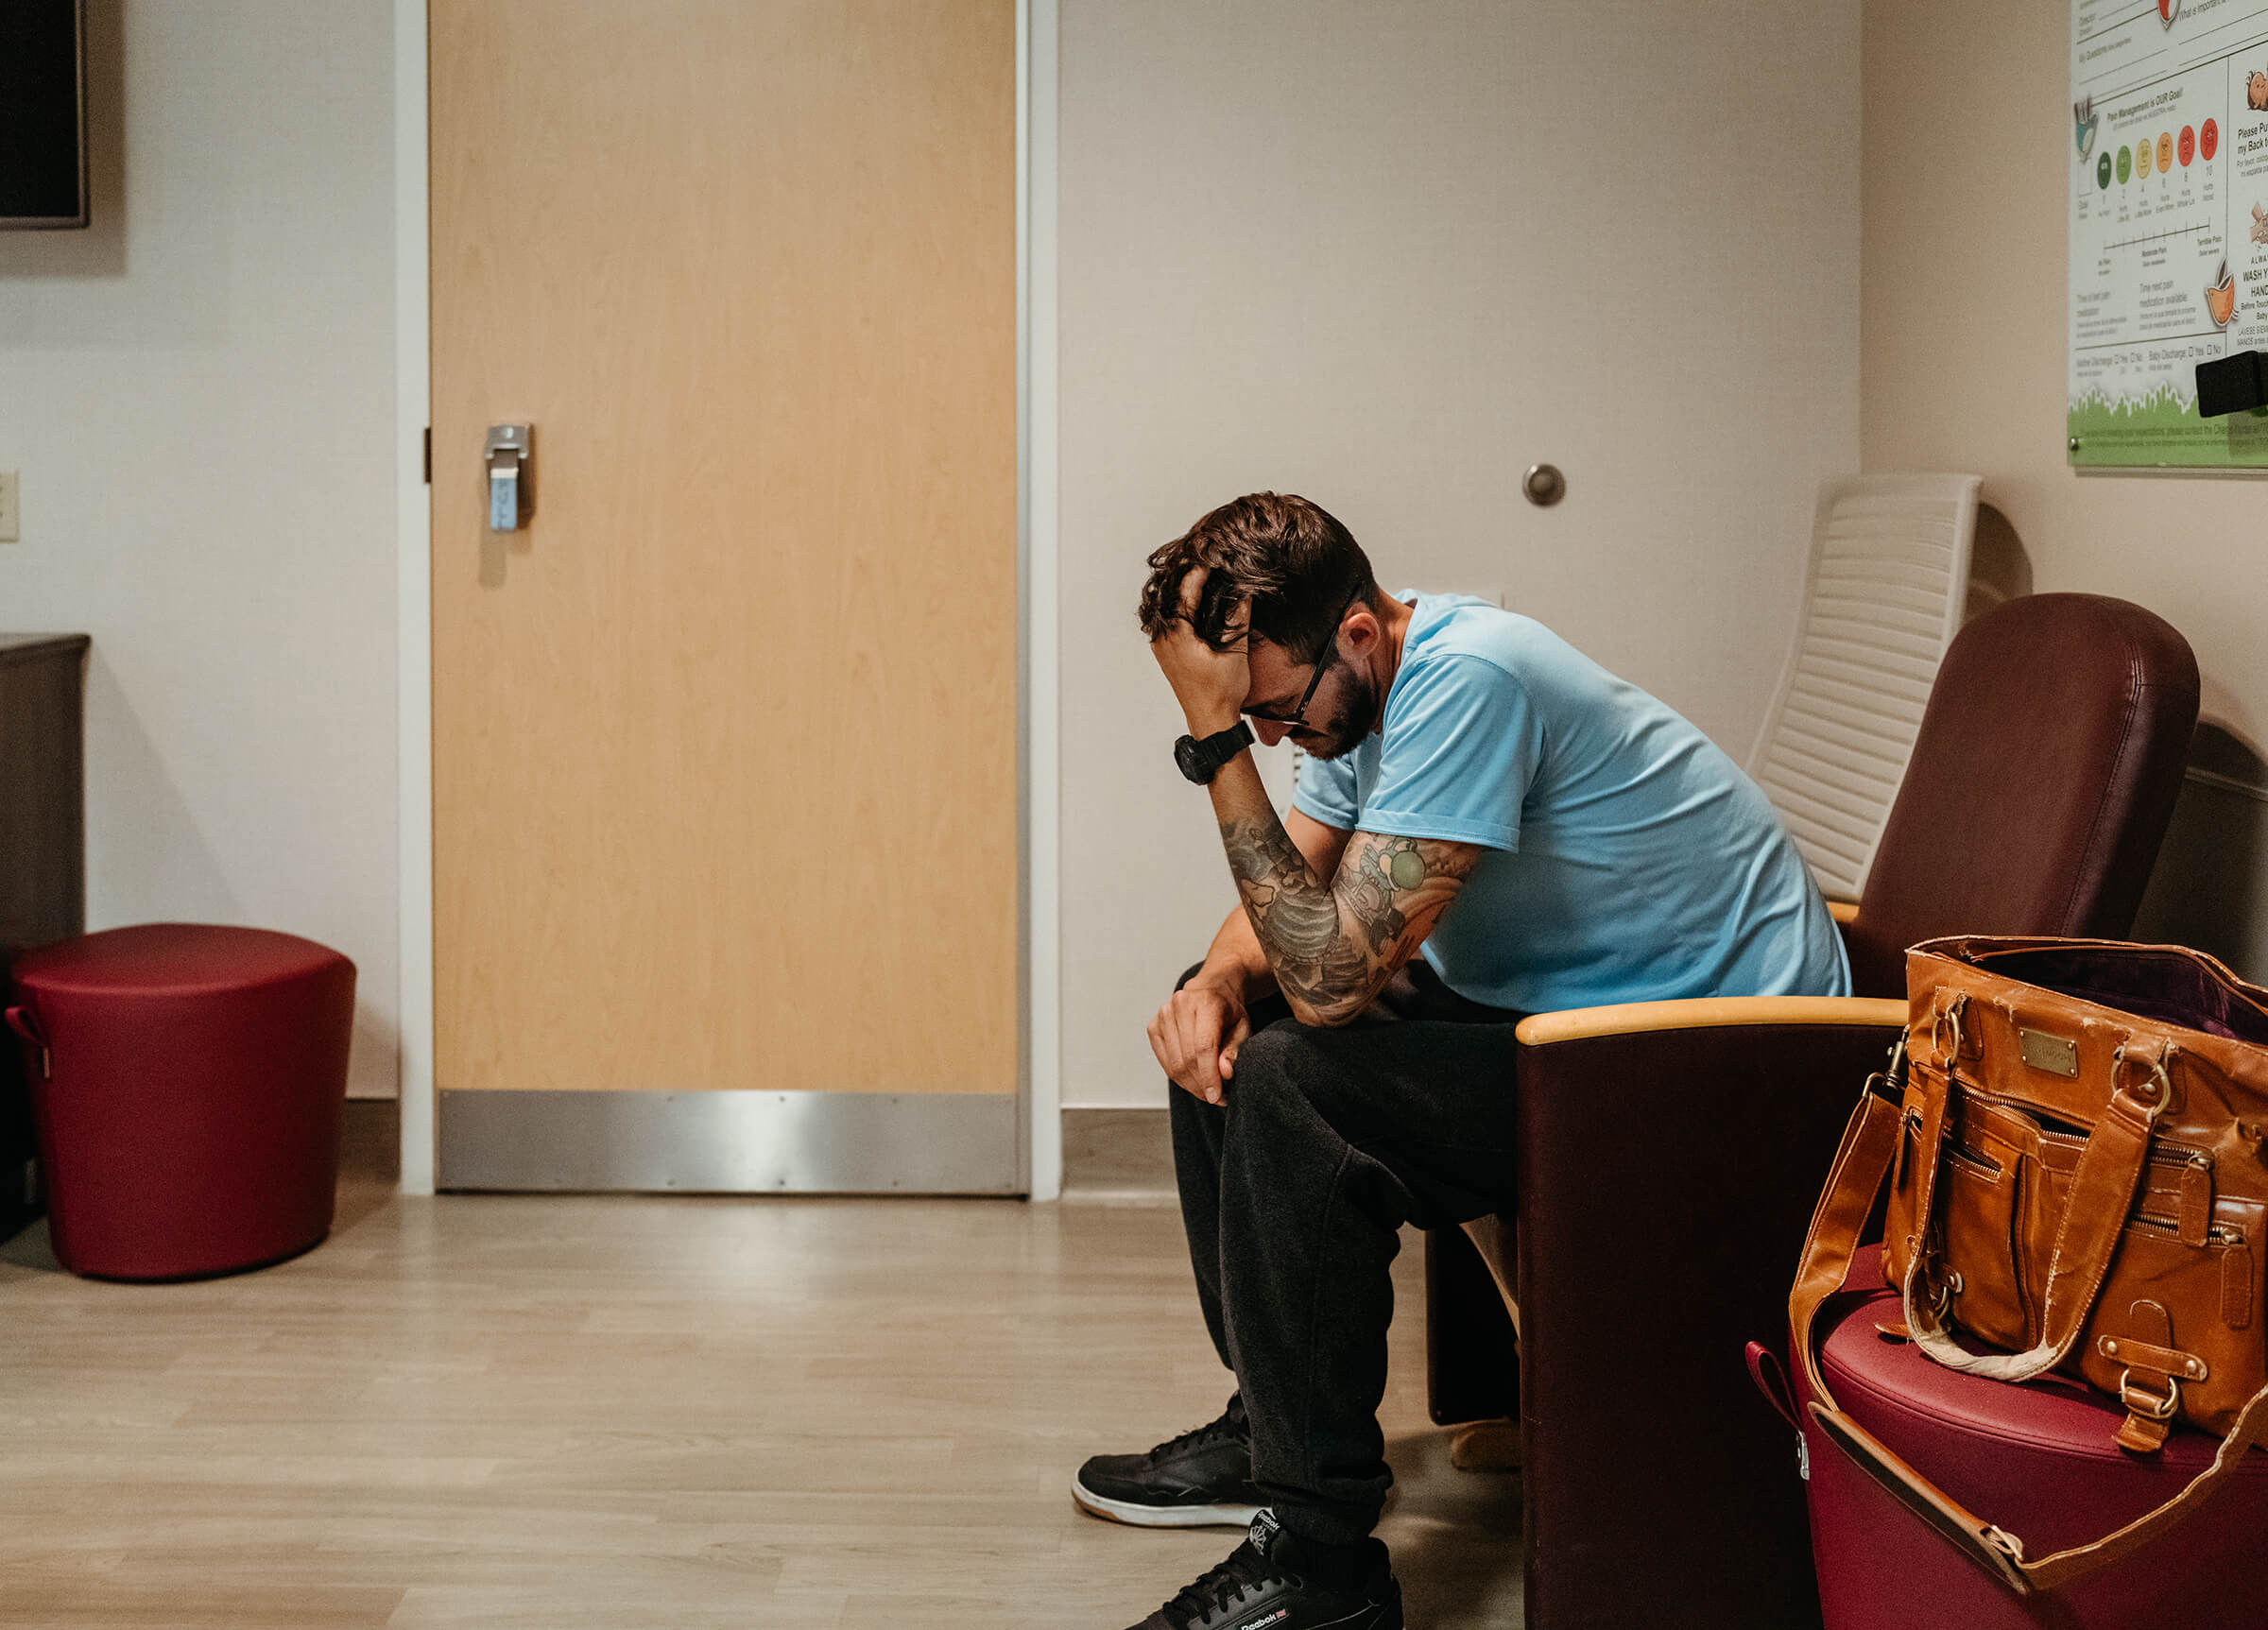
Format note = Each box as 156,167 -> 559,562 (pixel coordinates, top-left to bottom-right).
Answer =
2070,0 -> 2268,467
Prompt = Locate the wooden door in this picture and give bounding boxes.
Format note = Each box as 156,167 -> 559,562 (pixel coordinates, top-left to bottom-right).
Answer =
429,1 -> 1020,1190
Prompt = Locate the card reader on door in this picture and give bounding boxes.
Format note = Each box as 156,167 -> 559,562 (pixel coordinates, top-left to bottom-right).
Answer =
485,424 -> 533,532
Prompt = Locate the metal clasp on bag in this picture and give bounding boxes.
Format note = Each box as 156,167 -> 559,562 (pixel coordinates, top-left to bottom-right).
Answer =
2119,1367 -> 2182,1422
1983,1525 -> 2027,1565
1928,996 -> 1968,1069
1915,1248 -> 1962,1319
2112,1042 -> 2176,1124
1864,1033 -> 1910,1109
1874,1032 -> 1917,1191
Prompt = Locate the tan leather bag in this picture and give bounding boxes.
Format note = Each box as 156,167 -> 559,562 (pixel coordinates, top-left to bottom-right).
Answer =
1791,935 -> 2268,1594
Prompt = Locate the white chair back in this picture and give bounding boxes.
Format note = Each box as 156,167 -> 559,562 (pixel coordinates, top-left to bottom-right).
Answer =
1749,473 -> 1982,901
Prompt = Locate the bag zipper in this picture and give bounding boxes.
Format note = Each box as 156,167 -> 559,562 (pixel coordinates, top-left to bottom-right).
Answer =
1938,1081 -> 2217,1169
2124,1211 -> 2244,1244
1947,1141 -> 2003,1178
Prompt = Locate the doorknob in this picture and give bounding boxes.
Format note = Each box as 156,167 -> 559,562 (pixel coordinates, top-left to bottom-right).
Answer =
485,424 -> 533,532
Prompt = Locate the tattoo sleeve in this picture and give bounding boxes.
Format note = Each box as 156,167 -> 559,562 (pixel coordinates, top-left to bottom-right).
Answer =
1219,816 -> 1480,1025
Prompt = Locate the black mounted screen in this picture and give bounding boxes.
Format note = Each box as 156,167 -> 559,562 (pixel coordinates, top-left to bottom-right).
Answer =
0,0 -> 89,229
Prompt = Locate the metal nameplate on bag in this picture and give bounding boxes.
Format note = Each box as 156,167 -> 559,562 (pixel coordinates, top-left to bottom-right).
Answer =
2019,1027 -> 2081,1077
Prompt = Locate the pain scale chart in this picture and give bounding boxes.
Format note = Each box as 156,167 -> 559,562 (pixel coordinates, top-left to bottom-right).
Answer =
2070,0 -> 2268,466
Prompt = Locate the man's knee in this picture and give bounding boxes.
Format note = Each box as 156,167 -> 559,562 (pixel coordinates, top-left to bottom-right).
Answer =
1230,1020 -> 1400,1149
1233,1017 -> 1311,1075
1228,1020 -> 1340,1115
1221,1021 -> 1360,1175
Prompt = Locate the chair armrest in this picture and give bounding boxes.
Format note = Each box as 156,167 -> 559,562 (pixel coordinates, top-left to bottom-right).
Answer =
1511,998 -> 1905,1628
1514,993 -> 1904,1047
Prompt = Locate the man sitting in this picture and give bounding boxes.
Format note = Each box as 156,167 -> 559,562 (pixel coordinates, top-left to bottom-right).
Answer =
1076,492 -> 1849,1630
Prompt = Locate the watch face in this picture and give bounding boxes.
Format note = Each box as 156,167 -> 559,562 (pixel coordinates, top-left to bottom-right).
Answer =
1175,735 -> 1206,781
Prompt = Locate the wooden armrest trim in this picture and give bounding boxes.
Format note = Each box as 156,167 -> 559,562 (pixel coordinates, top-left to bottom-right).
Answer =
1514,995 -> 1907,1047
1828,899 -> 1860,924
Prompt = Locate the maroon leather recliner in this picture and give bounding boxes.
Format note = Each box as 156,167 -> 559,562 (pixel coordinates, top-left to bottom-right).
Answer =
1425,592 -> 2199,1627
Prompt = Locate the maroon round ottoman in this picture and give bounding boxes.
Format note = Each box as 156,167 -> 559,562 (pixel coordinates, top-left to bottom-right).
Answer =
5,923 -> 356,1280
1778,1247 -> 2268,1628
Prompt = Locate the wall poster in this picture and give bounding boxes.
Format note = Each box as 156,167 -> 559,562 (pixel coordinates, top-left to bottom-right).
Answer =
2070,0 -> 2268,467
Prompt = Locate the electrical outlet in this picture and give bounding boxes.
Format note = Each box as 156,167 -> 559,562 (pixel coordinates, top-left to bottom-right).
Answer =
0,471 -> 17,542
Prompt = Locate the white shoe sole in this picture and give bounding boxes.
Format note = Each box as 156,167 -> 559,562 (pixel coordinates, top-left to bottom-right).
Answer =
1069,1474 -> 1263,1529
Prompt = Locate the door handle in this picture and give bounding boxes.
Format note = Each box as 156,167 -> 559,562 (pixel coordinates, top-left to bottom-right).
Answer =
485,424 -> 533,531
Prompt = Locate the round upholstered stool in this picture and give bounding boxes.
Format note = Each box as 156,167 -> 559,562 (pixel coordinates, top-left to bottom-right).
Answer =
1779,1248 -> 2268,1629
5,923 -> 356,1280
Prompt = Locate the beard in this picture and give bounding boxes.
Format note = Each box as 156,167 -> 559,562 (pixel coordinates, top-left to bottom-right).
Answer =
1296,661 -> 1378,761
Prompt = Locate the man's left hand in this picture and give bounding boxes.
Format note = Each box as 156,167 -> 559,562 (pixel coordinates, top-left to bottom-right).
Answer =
1149,566 -> 1249,735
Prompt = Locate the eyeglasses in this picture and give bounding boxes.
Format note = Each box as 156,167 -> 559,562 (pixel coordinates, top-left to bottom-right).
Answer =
1253,588 -> 1363,730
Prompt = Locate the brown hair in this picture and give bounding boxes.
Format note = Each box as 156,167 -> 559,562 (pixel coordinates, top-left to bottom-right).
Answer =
1136,492 -> 1379,655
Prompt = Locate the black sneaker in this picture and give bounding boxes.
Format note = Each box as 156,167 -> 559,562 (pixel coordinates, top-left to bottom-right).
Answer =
1074,1397 -> 1265,1528
1123,1510 -> 1403,1630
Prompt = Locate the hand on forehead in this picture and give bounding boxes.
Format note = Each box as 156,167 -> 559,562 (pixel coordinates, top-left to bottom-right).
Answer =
1175,565 -> 1253,647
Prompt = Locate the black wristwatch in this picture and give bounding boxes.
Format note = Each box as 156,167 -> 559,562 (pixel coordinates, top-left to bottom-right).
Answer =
1174,720 -> 1254,785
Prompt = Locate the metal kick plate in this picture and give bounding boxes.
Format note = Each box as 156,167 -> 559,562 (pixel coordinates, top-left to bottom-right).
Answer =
2019,1027 -> 2081,1078
438,1089 -> 1022,1194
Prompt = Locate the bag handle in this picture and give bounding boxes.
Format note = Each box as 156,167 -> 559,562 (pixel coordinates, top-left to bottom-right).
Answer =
1790,1042 -> 2268,1596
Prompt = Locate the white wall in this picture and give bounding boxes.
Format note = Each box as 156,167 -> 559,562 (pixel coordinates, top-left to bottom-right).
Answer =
1863,0 -> 2268,745
1057,1 -> 1864,1107
0,1 -> 400,1097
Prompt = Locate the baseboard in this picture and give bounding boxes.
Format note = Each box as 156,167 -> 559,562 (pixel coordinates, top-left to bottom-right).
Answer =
1061,1107 -> 1172,1197
341,1096 -> 400,1186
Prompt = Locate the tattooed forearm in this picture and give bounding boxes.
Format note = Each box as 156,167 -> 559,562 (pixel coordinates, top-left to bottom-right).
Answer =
1218,815 -> 1481,1025
1222,816 -> 1339,963
1221,812 -> 1369,1019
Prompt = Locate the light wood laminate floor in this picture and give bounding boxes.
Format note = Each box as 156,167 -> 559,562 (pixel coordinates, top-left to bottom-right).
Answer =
0,1158 -> 1521,1627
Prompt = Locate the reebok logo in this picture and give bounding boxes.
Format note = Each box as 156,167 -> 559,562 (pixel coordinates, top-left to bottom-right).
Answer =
1233,1612 -> 1289,1630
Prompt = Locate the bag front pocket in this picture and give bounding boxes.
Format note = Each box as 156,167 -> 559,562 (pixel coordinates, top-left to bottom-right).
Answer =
2077,1199 -> 2267,1436
1940,1134 -> 2034,1351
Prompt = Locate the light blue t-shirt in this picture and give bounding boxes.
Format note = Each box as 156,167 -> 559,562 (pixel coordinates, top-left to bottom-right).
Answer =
1293,593 -> 1850,1013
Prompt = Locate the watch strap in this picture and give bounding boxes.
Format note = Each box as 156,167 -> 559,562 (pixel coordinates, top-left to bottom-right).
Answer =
1178,720 -> 1254,784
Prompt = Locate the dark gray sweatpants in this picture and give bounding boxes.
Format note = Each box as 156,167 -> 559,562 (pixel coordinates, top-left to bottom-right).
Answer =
1167,963 -> 1522,1546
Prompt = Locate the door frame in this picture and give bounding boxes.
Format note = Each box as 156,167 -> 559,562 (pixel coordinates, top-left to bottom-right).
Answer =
391,0 -> 1062,1199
